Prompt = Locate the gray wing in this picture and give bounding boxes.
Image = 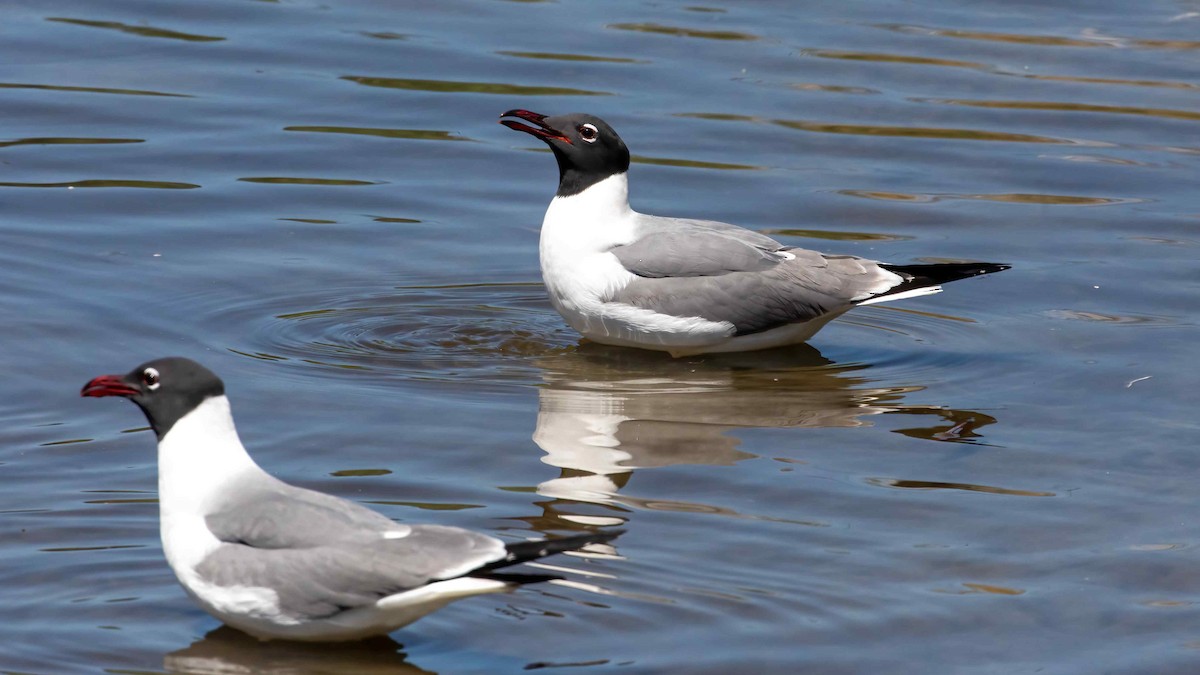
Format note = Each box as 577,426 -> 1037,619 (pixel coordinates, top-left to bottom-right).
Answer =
199,475 -> 505,619
205,474 -> 402,549
611,253 -> 899,335
611,216 -> 791,278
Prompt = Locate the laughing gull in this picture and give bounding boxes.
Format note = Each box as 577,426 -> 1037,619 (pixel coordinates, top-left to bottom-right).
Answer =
500,109 -> 1009,356
81,357 -> 621,642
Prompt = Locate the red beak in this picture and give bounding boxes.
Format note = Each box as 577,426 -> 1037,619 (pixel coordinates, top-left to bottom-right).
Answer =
499,109 -> 571,144
81,374 -> 138,398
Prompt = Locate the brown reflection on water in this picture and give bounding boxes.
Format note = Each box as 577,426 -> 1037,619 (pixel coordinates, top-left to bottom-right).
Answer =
874,23 -> 1117,48
0,137 -> 143,149
804,49 -> 986,70
360,31 -> 408,40
677,113 -> 1071,144
284,126 -> 472,142
805,48 -> 1200,91
790,83 -> 879,95
0,179 -> 199,189
760,227 -> 912,241
236,177 -> 379,186
0,82 -> 192,97
920,99 -> 1200,123
46,17 -> 224,42
1018,73 -> 1200,91
869,478 -> 1054,497
607,22 -> 758,41
878,22 -> 1200,51
341,75 -> 610,96
497,50 -> 646,63
771,119 -> 1065,143
936,582 -> 1027,595
838,189 -> 1129,206
630,154 -> 762,171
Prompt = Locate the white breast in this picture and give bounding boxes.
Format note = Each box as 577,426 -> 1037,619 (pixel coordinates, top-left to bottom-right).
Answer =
539,174 -> 734,349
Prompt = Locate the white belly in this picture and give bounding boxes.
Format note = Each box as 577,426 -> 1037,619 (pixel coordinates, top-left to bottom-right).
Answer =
539,242 -> 735,347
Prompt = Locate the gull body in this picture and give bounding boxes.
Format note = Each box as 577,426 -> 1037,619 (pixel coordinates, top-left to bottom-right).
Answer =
82,357 -> 620,641
501,110 -> 1008,356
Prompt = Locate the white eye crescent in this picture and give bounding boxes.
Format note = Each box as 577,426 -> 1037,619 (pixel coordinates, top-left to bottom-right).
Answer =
142,367 -> 161,390
578,123 -> 599,143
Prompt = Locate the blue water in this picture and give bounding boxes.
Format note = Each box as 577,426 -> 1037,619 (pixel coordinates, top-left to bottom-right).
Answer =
3,0 -> 1200,672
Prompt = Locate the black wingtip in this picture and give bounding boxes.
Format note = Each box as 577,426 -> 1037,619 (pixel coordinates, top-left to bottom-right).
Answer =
881,261 -> 1010,284
474,571 -> 563,586
492,529 -> 625,570
870,261 -> 1008,302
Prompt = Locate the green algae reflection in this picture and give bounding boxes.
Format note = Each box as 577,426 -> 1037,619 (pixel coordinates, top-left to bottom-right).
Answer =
341,76 -> 609,96
47,17 -> 224,42
284,126 -> 471,142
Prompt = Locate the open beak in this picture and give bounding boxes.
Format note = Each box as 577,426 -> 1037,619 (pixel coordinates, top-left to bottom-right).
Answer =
81,374 -> 138,398
499,109 -> 571,144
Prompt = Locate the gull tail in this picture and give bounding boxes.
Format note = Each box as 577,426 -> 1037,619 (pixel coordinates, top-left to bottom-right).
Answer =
860,262 -> 1009,306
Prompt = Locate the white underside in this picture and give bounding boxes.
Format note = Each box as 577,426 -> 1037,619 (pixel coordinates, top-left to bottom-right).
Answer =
656,310 -> 851,357
856,285 -> 942,306
218,577 -> 513,642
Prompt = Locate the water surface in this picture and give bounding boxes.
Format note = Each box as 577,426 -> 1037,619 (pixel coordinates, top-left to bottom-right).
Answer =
3,0 -> 1199,673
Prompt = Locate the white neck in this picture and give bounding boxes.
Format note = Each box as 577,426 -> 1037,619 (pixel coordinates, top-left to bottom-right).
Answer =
548,171 -> 632,221
543,172 -> 638,253
157,395 -> 262,519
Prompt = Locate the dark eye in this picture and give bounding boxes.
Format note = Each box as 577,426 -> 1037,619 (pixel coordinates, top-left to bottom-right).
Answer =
578,123 -> 598,143
142,367 -> 161,390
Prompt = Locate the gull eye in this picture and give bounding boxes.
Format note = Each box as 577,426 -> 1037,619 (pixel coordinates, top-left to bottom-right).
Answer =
578,123 -> 598,143
142,367 -> 161,390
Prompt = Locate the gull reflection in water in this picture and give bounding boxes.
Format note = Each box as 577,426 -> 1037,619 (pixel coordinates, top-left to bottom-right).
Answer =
531,343 -> 996,523
164,626 -> 434,675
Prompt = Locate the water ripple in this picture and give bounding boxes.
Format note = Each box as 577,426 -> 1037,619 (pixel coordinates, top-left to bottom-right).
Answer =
0,137 -> 143,149
496,51 -> 646,64
804,49 -> 985,70
283,126 -> 472,142
875,23 -> 1118,48
0,81 -> 192,97
0,179 -> 199,189
762,227 -> 913,241
677,113 -> 1076,144
868,477 -> 1055,497
805,49 -> 1200,91
46,17 -> 224,42
359,31 -> 408,41
878,23 -> 1200,51
1043,309 -> 1173,325
607,22 -> 759,41
341,75 -> 610,96
630,154 -> 762,171
215,282 -> 576,385
918,98 -> 1200,123
839,189 -> 1135,206
836,303 -> 995,354
236,177 -> 379,186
